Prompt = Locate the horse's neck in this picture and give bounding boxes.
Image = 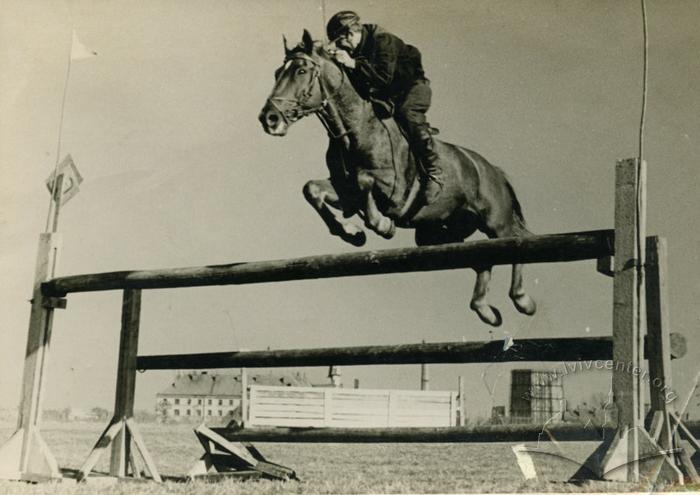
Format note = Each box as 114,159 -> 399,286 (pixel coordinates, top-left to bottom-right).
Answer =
322,71 -> 379,152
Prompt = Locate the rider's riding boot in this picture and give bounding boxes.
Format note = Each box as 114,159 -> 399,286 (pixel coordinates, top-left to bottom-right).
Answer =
416,129 -> 443,204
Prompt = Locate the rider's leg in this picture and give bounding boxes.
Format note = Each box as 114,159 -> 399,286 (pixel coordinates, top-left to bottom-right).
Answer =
396,79 -> 443,204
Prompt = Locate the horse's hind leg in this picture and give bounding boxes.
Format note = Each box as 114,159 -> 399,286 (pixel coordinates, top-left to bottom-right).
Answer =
468,224 -> 535,326
470,265 -> 503,327
415,220 -> 503,326
496,224 -> 537,317
510,261 -> 536,316
303,179 -> 366,247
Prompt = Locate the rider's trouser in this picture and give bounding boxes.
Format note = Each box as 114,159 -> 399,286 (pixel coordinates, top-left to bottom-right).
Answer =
394,79 -> 440,179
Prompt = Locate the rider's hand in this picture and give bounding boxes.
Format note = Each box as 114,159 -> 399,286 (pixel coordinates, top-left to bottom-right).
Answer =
332,50 -> 356,69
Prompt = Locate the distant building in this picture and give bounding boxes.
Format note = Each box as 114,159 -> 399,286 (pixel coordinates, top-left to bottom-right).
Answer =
156,371 -> 311,421
509,369 -> 565,423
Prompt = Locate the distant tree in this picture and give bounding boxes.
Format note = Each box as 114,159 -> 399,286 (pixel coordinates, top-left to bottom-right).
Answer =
91,407 -> 110,421
60,407 -> 72,421
565,392 -> 617,427
156,399 -> 169,424
134,409 -> 157,423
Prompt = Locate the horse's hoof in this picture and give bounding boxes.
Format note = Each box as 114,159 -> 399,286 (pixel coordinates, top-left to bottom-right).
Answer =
470,302 -> 503,327
344,230 -> 367,247
512,294 -> 536,316
331,223 -> 367,247
378,219 -> 396,239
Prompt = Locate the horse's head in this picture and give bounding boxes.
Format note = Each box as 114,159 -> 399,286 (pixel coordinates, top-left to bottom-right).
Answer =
259,29 -> 338,136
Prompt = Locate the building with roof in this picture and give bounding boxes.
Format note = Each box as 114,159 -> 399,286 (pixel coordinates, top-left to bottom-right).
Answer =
156,371 -> 311,422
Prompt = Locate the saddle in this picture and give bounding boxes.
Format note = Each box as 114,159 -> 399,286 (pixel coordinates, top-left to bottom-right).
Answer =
370,98 -> 439,135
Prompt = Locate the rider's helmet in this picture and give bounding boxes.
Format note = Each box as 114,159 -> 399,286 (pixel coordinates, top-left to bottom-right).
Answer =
326,11 -> 361,41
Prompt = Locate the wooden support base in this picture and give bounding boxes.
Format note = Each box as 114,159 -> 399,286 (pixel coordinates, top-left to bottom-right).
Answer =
572,424 -> 691,487
77,417 -> 161,482
670,412 -> 700,484
0,427 -> 61,482
188,424 -> 296,481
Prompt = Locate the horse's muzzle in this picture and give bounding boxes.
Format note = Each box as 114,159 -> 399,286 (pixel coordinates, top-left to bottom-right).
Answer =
259,102 -> 288,136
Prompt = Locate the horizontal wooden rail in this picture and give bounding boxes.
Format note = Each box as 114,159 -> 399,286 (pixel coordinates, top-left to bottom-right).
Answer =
136,333 -> 686,370
213,424 -> 617,443
219,420 -> 700,444
138,337 -> 610,370
42,230 -> 614,296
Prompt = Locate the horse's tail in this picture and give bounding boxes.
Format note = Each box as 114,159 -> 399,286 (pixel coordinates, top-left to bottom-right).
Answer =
503,173 -> 532,236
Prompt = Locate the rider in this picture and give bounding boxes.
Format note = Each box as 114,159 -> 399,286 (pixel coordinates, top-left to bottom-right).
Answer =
326,10 -> 444,204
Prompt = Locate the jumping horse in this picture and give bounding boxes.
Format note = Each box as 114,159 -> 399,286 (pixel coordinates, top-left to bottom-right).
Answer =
258,30 -> 535,326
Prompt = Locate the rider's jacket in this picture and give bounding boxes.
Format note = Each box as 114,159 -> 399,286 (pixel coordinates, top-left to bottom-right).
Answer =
347,24 -> 426,103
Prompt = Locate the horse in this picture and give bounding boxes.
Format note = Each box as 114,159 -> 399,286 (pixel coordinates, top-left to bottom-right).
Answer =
258,29 -> 535,327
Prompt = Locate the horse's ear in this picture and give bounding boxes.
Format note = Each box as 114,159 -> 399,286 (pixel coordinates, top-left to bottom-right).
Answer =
301,29 -> 314,54
283,35 -> 292,57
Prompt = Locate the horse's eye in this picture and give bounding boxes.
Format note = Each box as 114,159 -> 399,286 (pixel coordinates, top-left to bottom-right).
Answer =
297,68 -> 306,75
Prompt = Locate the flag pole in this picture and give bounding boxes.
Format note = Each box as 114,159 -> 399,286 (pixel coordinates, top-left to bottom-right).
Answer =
44,31 -> 75,233
320,0 -> 328,42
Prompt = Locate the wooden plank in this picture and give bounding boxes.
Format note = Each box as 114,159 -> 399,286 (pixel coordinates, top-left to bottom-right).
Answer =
138,334 -> 683,371
110,289 -> 141,476
214,424 -> 616,443
393,411 -> 454,419
251,411 -> 325,419
77,419 -> 123,481
17,233 -> 62,478
248,418 -> 327,428
126,418 -> 161,482
42,230 -> 615,295
323,390 -> 332,427
251,405 -> 325,413
109,422 -> 128,477
645,237 -> 674,452
240,368 -> 248,428
387,391 -> 396,426
607,158 -> 645,482
597,255 -> 614,277
253,397 -> 326,405
113,289 -> 142,418
137,337 -> 617,370
670,413 -> 700,451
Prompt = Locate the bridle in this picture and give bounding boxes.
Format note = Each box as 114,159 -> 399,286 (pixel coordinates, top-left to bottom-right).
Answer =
267,52 -> 350,139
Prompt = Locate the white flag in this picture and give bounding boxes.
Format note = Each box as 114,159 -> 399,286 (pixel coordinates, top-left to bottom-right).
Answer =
71,30 -> 97,61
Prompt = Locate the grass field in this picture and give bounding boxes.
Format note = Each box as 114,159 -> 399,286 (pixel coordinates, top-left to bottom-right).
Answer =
1,421 -> 697,493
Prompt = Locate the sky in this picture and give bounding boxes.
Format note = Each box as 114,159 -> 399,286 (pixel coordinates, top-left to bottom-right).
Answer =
1,0 -> 698,421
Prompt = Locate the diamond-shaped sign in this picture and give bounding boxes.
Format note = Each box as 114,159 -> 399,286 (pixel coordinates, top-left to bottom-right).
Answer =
45,155 -> 83,205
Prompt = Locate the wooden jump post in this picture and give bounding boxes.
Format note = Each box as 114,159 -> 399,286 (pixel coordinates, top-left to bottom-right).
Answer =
1,159 -> 698,485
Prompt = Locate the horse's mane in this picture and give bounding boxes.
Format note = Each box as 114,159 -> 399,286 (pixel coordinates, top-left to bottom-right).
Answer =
287,39 -> 332,61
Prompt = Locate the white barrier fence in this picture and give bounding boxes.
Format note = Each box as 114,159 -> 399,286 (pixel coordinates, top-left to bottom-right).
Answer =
247,385 -> 458,428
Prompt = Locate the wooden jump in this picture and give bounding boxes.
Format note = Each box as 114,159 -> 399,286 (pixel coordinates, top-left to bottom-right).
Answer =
41,229 -> 614,296
136,334 -> 686,370
5,159 -> 699,486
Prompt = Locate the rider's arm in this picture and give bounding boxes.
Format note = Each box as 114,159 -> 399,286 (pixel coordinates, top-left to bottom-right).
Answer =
353,33 -> 400,90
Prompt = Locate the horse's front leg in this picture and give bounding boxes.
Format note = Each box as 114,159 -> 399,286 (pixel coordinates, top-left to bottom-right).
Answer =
356,171 -> 396,239
303,179 -> 366,247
